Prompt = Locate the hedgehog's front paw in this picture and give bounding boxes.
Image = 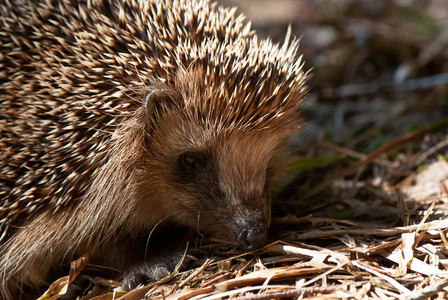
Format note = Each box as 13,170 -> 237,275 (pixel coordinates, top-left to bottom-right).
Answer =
122,253 -> 187,290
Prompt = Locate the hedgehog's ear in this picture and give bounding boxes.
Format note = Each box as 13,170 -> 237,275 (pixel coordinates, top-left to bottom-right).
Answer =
144,88 -> 183,135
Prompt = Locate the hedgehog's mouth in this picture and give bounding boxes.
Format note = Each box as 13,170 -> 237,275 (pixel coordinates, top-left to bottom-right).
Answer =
202,216 -> 269,251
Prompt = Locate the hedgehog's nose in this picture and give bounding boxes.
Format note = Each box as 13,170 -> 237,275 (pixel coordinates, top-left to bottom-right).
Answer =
236,219 -> 268,250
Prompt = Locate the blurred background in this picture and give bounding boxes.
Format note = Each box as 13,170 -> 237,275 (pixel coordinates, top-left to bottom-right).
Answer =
217,0 -> 448,223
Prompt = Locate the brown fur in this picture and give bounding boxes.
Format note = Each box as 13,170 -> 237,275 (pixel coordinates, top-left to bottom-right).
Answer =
0,0 -> 307,298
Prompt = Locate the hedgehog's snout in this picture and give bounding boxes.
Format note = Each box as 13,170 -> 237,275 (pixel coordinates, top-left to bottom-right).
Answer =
236,218 -> 268,250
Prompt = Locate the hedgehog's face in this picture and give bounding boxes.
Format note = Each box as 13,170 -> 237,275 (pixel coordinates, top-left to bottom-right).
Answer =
154,131 -> 277,250
135,90 -> 290,250
170,133 -> 276,250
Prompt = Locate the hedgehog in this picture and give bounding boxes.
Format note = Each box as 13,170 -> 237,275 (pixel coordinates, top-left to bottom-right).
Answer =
0,0 -> 307,298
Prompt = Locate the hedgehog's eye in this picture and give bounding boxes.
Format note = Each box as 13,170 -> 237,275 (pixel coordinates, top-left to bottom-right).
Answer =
178,152 -> 205,171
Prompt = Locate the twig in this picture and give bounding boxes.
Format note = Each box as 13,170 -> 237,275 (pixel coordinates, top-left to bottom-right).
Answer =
296,218 -> 448,240
318,141 -> 394,168
353,260 -> 410,294
223,286 -> 347,300
398,277 -> 448,300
